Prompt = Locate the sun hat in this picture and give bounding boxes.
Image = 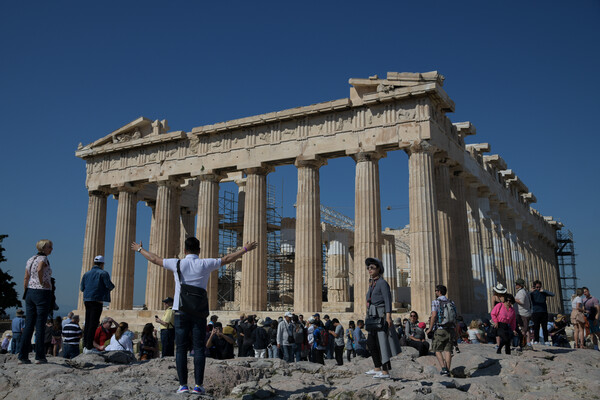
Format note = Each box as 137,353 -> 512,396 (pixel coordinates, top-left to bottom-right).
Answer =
365,257 -> 384,275
493,283 -> 507,294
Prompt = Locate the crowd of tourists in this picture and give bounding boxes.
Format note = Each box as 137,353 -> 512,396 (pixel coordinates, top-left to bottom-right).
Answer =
4,238 -> 600,394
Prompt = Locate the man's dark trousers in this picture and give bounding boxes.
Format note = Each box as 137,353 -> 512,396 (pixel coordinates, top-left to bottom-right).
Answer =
83,301 -> 103,350
161,328 -> 175,357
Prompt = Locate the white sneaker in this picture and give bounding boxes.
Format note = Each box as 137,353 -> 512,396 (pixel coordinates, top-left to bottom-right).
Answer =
373,372 -> 391,379
365,369 -> 379,375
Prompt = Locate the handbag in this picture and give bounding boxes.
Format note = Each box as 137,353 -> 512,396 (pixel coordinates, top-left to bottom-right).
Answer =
176,260 -> 209,319
365,315 -> 385,332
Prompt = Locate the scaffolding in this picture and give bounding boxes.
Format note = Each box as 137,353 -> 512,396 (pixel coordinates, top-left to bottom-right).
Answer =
217,190 -> 239,308
556,229 -> 577,313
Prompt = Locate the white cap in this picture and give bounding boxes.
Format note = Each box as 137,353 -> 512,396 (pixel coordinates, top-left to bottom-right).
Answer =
284,311 -> 293,318
94,255 -> 105,264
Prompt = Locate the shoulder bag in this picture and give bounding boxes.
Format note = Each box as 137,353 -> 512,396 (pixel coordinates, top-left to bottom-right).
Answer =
176,260 -> 209,319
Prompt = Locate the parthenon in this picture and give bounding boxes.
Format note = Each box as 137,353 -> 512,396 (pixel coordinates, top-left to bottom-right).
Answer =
76,71 -> 563,319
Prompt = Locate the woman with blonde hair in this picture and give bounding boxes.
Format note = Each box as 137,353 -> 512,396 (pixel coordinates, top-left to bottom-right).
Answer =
467,320 -> 486,344
570,288 -> 586,348
18,239 -> 54,364
105,322 -> 134,353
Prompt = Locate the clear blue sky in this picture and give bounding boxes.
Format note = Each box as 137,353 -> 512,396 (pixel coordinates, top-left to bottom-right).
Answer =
1,1 -> 598,315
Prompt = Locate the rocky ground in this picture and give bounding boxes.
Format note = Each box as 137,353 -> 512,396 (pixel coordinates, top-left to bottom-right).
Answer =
1,344 -> 599,400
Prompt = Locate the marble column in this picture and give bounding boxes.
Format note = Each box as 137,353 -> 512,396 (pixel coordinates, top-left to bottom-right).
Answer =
352,151 -> 384,315
111,186 -> 138,310
465,183 -> 487,315
326,233 -> 350,302
450,171 -> 475,313
240,167 -> 270,311
381,233 -> 398,304
180,207 -> 196,258
144,201 -> 157,309
499,210 -> 515,292
294,158 -> 325,312
433,158 -> 454,296
78,190 -> 108,311
489,201 -> 506,286
145,181 -> 180,311
196,174 -> 221,310
407,141 -> 441,318
477,191 -> 497,311
512,219 -> 526,285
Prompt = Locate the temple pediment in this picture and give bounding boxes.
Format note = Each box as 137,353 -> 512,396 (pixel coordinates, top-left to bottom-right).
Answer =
78,117 -> 170,151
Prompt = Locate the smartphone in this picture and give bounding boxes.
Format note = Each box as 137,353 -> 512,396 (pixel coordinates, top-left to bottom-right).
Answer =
155,315 -> 158,319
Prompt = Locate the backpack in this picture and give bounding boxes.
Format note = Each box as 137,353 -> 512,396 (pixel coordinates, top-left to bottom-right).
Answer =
437,299 -> 457,327
313,327 -> 328,348
293,323 -> 304,345
286,322 -> 295,344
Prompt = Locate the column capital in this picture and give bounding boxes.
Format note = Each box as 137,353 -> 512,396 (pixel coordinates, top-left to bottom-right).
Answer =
89,189 -> 109,198
294,155 -> 327,169
111,182 -> 143,193
406,140 -> 436,156
349,149 -> 386,163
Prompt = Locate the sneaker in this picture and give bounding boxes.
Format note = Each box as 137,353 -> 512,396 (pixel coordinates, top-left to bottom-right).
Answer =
17,359 -> 31,365
455,346 -> 461,354
373,372 -> 391,379
365,369 -> 379,375
191,386 -> 205,395
176,385 -> 189,394
440,368 -> 450,376
35,359 -> 48,364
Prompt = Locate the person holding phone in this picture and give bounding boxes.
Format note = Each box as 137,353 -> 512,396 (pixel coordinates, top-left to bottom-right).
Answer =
155,297 -> 175,357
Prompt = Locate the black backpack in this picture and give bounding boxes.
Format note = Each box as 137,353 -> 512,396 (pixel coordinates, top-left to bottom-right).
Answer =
293,323 -> 304,345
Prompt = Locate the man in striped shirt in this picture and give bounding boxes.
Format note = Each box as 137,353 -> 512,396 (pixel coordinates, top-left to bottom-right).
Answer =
62,315 -> 83,359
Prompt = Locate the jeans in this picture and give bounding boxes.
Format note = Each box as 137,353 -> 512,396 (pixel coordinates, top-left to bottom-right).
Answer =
254,348 -> 266,358
282,344 -> 293,362
83,301 -> 103,350
267,345 -> 278,359
11,333 -> 21,354
293,343 -> 302,362
19,289 -> 52,361
174,311 -> 207,386
160,329 -> 175,357
63,343 -> 80,359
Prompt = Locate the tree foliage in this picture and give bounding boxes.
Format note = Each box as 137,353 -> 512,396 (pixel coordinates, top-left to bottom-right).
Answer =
0,235 -> 22,315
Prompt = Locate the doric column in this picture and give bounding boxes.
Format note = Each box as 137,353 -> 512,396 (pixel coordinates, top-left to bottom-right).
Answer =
326,231 -> 350,302
450,171 -> 475,313
477,190 -> 497,311
111,185 -> 139,310
78,190 -> 108,311
381,233 -> 398,304
465,182 -> 487,315
196,173 -> 221,310
499,209 -> 515,292
180,207 -> 196,258
294,158 -> 326,312
489,199 -> 506,286
145,180 -> 180,311
406,141 -> 441,318
433,157 -> 454,296
511,218 -> 526,285
240,167 -> 271,311
144,200 -> 157,309
352,150 -> 384,314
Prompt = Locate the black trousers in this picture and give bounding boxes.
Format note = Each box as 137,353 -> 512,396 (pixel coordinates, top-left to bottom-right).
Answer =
313,348 -> 324,365
83,301 -> 103,350
334,345 -> 344,365
406,338 -> 430,357
160,328 -> 175,357
367,331 -> 390,371
531,312 -> 549,343
497,322 -> 511,354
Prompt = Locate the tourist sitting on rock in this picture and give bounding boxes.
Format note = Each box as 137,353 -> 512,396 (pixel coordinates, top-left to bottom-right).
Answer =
206,322 -> 235,360
404,311 -> 429,357
104,322 -> 134,353
91,317 -> 117,352
1,333 -> 11,354
491,293 -> 517,355
139,323 -> 159,360
467,320 -> 486,344
62,315 -> 83,359
549,314 -> 569,347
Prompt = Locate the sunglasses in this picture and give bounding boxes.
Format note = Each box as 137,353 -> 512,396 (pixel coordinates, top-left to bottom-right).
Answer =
367,266 -> 378,270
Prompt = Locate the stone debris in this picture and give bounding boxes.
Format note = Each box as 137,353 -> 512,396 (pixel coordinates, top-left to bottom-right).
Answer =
0,344 -> 598,399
